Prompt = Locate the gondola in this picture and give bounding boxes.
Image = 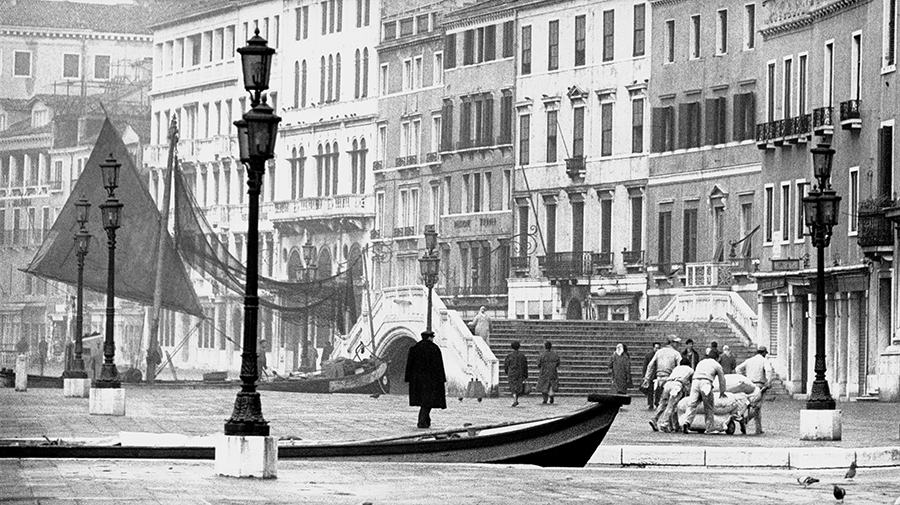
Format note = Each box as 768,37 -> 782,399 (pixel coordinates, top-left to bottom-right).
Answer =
0,394 -> 629,468
256,359 -> 388,395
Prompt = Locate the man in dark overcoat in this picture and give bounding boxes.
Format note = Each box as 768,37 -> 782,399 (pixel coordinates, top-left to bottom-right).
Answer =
405,331 -> 446,429
504,340 -> 528,407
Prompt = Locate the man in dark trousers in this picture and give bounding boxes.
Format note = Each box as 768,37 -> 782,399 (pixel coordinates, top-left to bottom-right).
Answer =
504,340 -> 529,407
405,331 -> 446,429
642,342 -> 661,409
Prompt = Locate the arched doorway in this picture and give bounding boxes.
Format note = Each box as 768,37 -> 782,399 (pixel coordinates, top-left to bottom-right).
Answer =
566,297 -> 583,320
378,332 -> 418,395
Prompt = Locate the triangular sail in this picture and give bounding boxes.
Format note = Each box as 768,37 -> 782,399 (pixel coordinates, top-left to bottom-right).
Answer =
23,119 -> 204,318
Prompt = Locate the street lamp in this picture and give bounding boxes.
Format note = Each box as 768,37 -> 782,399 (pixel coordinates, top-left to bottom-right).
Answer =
803,143 -> 840,411
419,225 -> 440,336
64,197 -> 91,379
300,239 -> 317,369
96,156 -> 123,389
225,29 -> 281,437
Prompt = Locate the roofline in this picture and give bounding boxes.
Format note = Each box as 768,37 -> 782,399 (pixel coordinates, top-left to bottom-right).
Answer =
150,0 -> 278,31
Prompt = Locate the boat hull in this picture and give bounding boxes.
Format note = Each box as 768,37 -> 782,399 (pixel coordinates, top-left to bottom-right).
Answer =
0,394 -> 629,467
0,370 -> 63,389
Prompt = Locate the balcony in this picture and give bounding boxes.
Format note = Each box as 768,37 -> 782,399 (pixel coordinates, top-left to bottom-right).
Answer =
591,251 -> 613,272
857,198 -> 894,250
393,226 -> 416,238
48,179 -> 63,191
790,114 -> 812,144
510,255 -> 530,276
425,152 -> 439,164
440,284 -> 509,297
839,99 -> 861,130
622,250 -> 644,271
813,106 -> 834,135
270,194 -> 374,229
373,160 -> 384,171
684,262 -> 732,287
395,156 -> 407,168
771,119 -> 785,146
755,123 -> 773,149
539,251 -> 593,279
565,156 -> 585,179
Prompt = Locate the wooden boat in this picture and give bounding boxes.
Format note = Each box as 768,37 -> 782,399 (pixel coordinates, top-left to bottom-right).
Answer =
256,359 -> 388,395
0,369 -> 63,388
0,394 -> 629,467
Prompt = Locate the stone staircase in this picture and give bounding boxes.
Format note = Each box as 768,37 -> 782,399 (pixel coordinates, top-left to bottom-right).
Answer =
489,320 -> 760,398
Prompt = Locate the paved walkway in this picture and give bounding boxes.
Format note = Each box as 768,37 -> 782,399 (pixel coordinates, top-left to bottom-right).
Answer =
3,459 -> 900,505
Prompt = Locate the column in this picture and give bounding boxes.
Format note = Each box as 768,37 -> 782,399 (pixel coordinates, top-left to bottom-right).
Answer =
825,292 -> 836,386
836,292 -> 849,398
807,294 -> 817,396
847,292 -> 861,397
777,295 -> 789,376
789,294 -> 805,394
758,296 -> 770,349
213,303 -> 222,369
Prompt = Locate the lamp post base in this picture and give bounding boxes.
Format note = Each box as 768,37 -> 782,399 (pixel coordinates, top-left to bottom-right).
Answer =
799,409 -> 842,441
89,387 -> 126,416
224,391 -> 270,436
215,435 -> 277,479
63,378 -> 91,398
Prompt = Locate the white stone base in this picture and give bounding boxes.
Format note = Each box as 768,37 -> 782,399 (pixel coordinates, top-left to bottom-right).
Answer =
63,378 -> 91,398
88,388 -> 126,416
14,354 -> 27,392
215,435 -> 277,479
799,409 -> 842,441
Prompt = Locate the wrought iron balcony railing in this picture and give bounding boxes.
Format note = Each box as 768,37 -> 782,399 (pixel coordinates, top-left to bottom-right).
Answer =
839,99 -> 862,130
395,156 -> 407,168
425,152 -> 439,163
771,119 -> 785,146
565,156 -> 585,179
591,251 -> 613,271
790,114 -> 812,143
539,251 -> 594,278
756,122 -> 773,149
813,106 -> 834,135
393,226 -> 416,237
857,199 -> 894,249
373,160 -> 384,171
622,249 -> 644,267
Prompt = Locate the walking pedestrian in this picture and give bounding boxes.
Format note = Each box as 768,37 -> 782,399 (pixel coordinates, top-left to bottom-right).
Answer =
707,341 -> 721,361
736,345 -> 776,434
642,342 -> 661,409
536,341 -> 560,404
642,335 -> 682,406
719,344 -> 737,374
648,364 -> 693,432
609,343 -> 633,395
405,331 -> 447,428
37,337 -> 48,375
469,306 -> 492,345
504,341 -> 528,407
681,339 -> 700,369
682,352 -> 727,434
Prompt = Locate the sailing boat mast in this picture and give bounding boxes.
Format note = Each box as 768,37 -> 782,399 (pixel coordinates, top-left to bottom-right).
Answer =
146,118 -> 179,382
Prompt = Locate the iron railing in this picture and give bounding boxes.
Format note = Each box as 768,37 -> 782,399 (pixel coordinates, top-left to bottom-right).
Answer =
539,251 -> 594,278
813,106 -> 834,133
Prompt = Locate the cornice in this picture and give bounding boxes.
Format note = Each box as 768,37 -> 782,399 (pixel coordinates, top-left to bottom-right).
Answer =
760,0 -> 868,39
0,27 -> 151,42
377,32 -> 442,53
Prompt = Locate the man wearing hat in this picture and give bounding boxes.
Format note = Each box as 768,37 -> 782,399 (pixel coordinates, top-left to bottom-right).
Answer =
736,345 -> 776,434
642,335 -> 683,409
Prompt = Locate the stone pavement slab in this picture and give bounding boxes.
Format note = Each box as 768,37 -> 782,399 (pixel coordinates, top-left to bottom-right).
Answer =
2,459 -> 900,505
1,387 -> 898,469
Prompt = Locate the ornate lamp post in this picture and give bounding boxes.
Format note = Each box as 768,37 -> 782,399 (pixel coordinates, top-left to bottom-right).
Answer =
95,157 -> 123,389
418,225 -> 440,336
64,197 -> 91,379
802,143 -> 841,411
225,29 -> 281,437
300,239 -> 316,369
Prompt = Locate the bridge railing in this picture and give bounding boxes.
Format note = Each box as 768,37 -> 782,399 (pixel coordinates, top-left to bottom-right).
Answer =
656,290 -> 757,346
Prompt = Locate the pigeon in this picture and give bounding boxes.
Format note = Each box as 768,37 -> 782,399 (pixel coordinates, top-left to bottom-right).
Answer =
797,476 -> 820,486
833,485 -> 846,500
844,461 -> 857,479
369,393 -> 380,399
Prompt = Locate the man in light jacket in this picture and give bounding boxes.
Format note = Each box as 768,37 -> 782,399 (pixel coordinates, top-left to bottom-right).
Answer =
736,345 -> 776,434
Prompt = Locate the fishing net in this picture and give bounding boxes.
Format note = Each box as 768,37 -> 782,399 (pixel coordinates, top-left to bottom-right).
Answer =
172,167 -> 359,333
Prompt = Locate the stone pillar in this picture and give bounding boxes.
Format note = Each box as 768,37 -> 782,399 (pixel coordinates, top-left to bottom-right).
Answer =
789,294 -> 805,394
213,303 -> 223,369
777,295 -> 790,378
846,292 -> 861,398
807,295 -> 817,396
758,295 -> 770,349
825,293 -> 836,386
836,292 -> 849,398
15,353 -> 27,392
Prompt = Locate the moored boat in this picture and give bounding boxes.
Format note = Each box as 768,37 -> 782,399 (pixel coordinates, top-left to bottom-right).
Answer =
0,369 -> 63,388
0,393 -> 629,467
256,359 -> 388,395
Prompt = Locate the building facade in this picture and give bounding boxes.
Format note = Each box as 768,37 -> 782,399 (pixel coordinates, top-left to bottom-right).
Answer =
644,0 -> 763,319
508,0 -> 651,322
753,0 -> 897,398
0,0 -> 153,368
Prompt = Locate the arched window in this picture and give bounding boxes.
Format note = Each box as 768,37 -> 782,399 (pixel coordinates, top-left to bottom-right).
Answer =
358,138 -> 367,193
317,143 -> 324,196
293,61 -> 300,109
327,54 -> 334,102
335,53 -> 341,101
301,60 -> 307,107
331,141 -> 339,195
354,49 -> 361,99
324,142 -> 332,196
319,56 -> 326,104
362,48 -> 369,98
351,139 -> 359,194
